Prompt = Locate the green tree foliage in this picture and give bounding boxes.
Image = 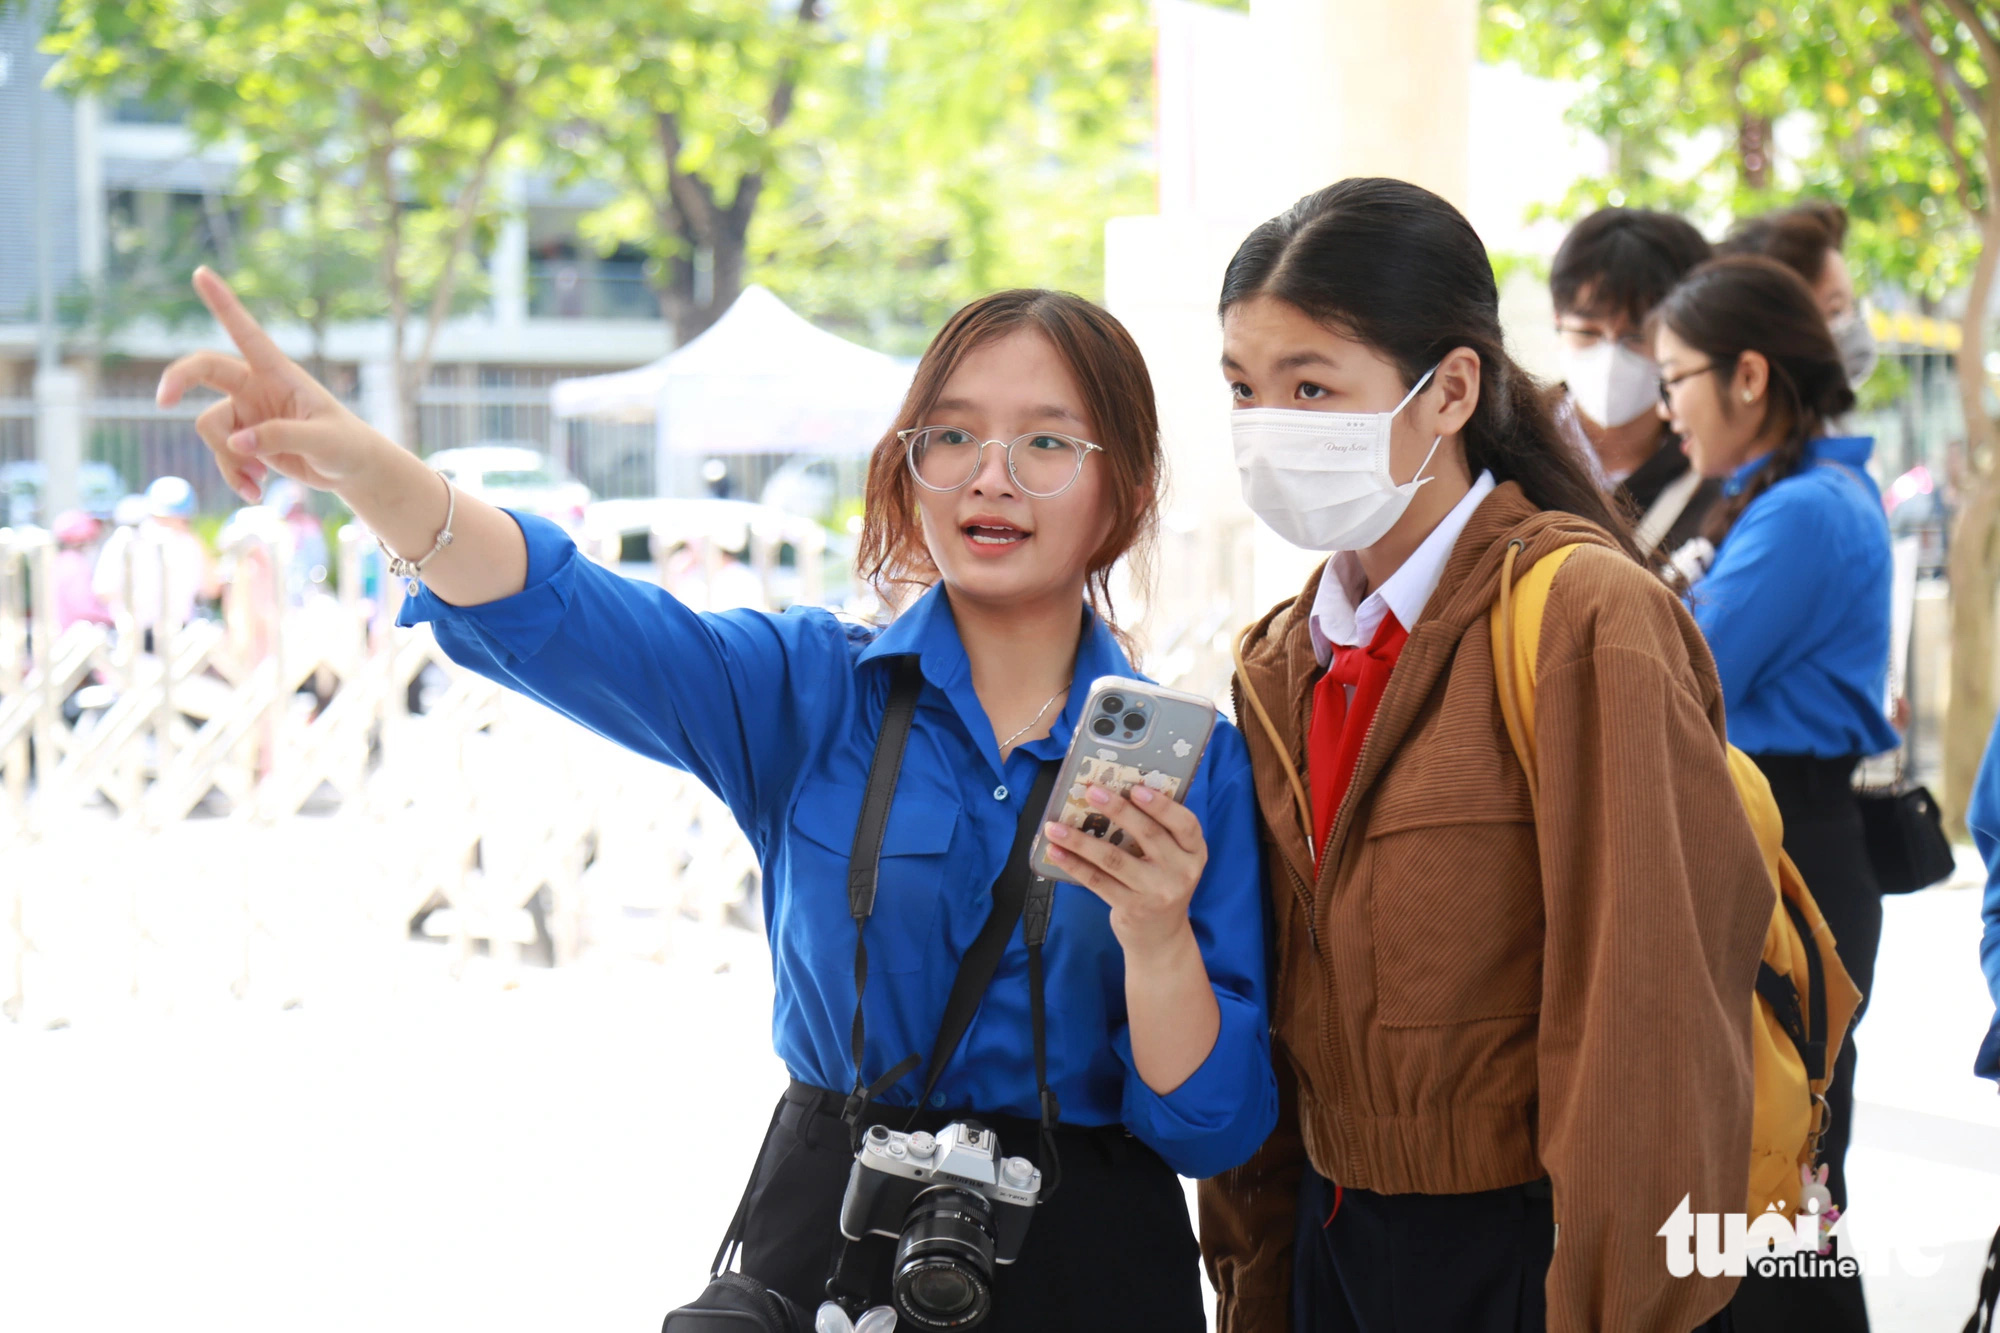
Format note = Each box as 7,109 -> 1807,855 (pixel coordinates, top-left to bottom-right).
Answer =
42,0 -> 1153,367
1483,0 -> 2000,819
545,0 -> 1154,350
44,0 -> 591,445
1482,2 -> 1980,297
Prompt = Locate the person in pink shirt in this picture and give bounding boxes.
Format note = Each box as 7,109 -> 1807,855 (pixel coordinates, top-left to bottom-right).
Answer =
51,510 -> 113,630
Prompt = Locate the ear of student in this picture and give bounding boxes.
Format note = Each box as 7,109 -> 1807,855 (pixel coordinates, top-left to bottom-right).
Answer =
1737,350 -> 1770,402
1429,346 -> 1483,432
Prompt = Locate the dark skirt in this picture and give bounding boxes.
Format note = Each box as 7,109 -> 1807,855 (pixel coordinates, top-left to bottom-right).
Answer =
729,1080 -> 1204,1333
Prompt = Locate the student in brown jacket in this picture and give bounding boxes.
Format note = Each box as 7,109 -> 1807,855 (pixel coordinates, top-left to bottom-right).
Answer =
1202,178 -> 1775,1333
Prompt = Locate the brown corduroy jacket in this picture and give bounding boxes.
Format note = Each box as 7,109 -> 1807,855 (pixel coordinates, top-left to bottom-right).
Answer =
1200,483 -> 1771,1333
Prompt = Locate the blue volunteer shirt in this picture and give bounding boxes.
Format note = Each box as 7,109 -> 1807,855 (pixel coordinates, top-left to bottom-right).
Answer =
1690,436 -> 1899,758
399,512 -> 1277,1178
1968,710 -> 2000,1082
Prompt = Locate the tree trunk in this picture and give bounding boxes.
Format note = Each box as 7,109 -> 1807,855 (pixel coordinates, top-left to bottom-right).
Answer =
1942,204 -> 2000,828
654,232 -> 743,346
690,221 -> 749,343
1738,113 -> 1774,190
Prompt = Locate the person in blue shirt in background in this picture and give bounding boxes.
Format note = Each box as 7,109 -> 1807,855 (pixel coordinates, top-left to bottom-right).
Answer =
1970,714 -> 2000,1086
155,269 -> 1276,1332
1656,254 -> 1896,1333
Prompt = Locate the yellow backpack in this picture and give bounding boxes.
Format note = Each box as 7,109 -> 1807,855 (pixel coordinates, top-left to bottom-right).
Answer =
1490,540 -> 1864,1218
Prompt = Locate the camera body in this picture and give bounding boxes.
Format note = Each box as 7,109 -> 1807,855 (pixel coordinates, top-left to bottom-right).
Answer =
839,1121 -> 1040,1261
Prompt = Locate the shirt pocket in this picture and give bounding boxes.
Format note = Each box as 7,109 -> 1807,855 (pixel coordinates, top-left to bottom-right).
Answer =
1364,801 -> 1543,1030
785,782 -> 963,976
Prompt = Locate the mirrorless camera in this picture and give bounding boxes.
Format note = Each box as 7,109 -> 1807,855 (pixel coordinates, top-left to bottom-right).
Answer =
838,1121 -> 1041,1330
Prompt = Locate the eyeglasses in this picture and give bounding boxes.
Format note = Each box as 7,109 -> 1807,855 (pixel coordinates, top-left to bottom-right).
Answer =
899,426 -> 1103,498
1657,363 -> 1717,408
1557,323 -> 1651,354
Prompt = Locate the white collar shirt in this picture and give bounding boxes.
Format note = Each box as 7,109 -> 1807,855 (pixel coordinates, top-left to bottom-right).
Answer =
1308,470 -> 1498,666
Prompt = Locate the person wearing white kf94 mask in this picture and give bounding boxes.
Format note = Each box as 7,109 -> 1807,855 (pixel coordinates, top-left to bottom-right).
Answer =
1230,361 -> 1446,552
1556,338 -> 1658,432
1202,177 -> 1765,1333
1547,207 -> 1720,560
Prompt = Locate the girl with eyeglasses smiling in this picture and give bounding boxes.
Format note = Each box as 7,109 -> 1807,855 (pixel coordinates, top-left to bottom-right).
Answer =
157,271 -> 1275,1331
1654,253 -> 1896,1333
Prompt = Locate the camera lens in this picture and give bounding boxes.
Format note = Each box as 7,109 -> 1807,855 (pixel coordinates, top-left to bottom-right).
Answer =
1100,695 -> 1124,714
1122,713 -> 1145,731
1091,717 -> 1115,736
892,1188 -> 996,1330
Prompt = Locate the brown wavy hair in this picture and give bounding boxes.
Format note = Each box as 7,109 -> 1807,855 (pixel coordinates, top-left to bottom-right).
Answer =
856,289 -> 1163,634
1718,201 -> 1848,290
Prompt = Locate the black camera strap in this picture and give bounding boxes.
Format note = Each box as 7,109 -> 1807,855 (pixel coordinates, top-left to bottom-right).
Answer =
839,656 -> 928,1137
837,656 -> 1065,1199
909,760 -> 1064,1193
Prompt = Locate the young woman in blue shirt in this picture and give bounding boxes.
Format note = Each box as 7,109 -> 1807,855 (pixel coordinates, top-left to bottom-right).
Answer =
157,269 -> 1277,1331
1655,254 -> 1897,1333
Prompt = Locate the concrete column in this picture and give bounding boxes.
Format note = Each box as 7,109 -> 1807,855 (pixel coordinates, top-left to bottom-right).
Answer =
73,93 -> 103,283
359,359 -> 401,445
492,170 -> 528,329
1103,0 -> 1478,694
1252,0 -> 1476,211
33,366 -> 84,518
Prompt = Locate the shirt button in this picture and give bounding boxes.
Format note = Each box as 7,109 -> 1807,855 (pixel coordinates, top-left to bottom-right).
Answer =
993,785 -> 1008,801
929,1093 -> 947,1108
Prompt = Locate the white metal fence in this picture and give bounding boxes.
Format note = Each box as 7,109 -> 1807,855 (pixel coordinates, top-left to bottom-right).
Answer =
0,523 -> 760,1023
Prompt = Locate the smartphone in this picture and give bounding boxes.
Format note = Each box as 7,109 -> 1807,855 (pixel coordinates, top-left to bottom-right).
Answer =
1027,675 -> 1217,882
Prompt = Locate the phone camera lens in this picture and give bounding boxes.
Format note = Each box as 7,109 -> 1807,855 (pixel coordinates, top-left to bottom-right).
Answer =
1101,695 -> 1124,715
1122,713 -> 1145,731
1091,717 -> 1116,736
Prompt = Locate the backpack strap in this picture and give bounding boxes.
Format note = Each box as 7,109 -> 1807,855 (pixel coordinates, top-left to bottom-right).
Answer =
1753,895 -> 1831,1084
1490,539 -> 1586,814
1634,468 -> 1703,554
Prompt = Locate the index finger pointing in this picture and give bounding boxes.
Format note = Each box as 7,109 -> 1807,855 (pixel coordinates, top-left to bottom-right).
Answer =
193,266 -> 290,373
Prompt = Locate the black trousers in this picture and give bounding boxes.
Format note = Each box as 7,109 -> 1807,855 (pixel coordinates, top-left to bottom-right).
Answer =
731,1081 -> 1204,1333
1729,753 -> 1880,1333
1293,1171 -> 1736,1333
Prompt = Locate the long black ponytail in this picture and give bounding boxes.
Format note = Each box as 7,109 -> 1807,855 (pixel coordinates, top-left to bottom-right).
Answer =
1219,177 -> 1643,564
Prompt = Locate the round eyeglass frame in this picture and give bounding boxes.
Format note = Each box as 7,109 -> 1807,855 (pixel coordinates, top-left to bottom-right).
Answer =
1656,362 -> 1719,408
898,426 -> 1104,499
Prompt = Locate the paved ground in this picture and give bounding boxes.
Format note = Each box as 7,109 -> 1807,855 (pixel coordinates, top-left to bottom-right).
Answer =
1,858 -> 1994,1331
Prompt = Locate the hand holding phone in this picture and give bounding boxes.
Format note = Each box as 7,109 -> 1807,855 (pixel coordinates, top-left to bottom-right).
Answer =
1027,678 -> 1217,958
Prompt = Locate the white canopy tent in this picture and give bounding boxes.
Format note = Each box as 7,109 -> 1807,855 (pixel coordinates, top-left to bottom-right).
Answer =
550,286 -> 913,495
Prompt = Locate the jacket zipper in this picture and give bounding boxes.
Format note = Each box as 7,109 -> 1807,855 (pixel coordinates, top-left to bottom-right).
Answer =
1238,668 -> 1367,1185
1311,704 -> 1388,1189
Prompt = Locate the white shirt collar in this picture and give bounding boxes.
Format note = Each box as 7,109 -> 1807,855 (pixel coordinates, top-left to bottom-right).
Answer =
1309,470 -> 1498,665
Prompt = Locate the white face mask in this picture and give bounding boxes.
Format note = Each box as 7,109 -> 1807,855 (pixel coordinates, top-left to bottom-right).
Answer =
1557,339 -> 1659,429
1830,308 -> 1878,390
1232,365 -> 1441,552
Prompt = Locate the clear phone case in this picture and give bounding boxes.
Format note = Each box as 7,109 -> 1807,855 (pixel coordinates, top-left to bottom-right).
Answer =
1028,675 -> 1217,882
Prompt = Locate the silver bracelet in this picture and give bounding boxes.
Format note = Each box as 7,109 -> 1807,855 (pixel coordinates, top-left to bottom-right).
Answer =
379,469 -> 456,593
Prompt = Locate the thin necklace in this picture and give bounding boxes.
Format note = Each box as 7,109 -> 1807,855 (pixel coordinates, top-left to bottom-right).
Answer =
998,683 -> 1070,753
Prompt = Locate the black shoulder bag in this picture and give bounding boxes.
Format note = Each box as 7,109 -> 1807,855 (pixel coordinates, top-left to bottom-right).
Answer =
1855,746 -> 1955,895
664,657 -> 1063,1331
1812,460 -> 1956,896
